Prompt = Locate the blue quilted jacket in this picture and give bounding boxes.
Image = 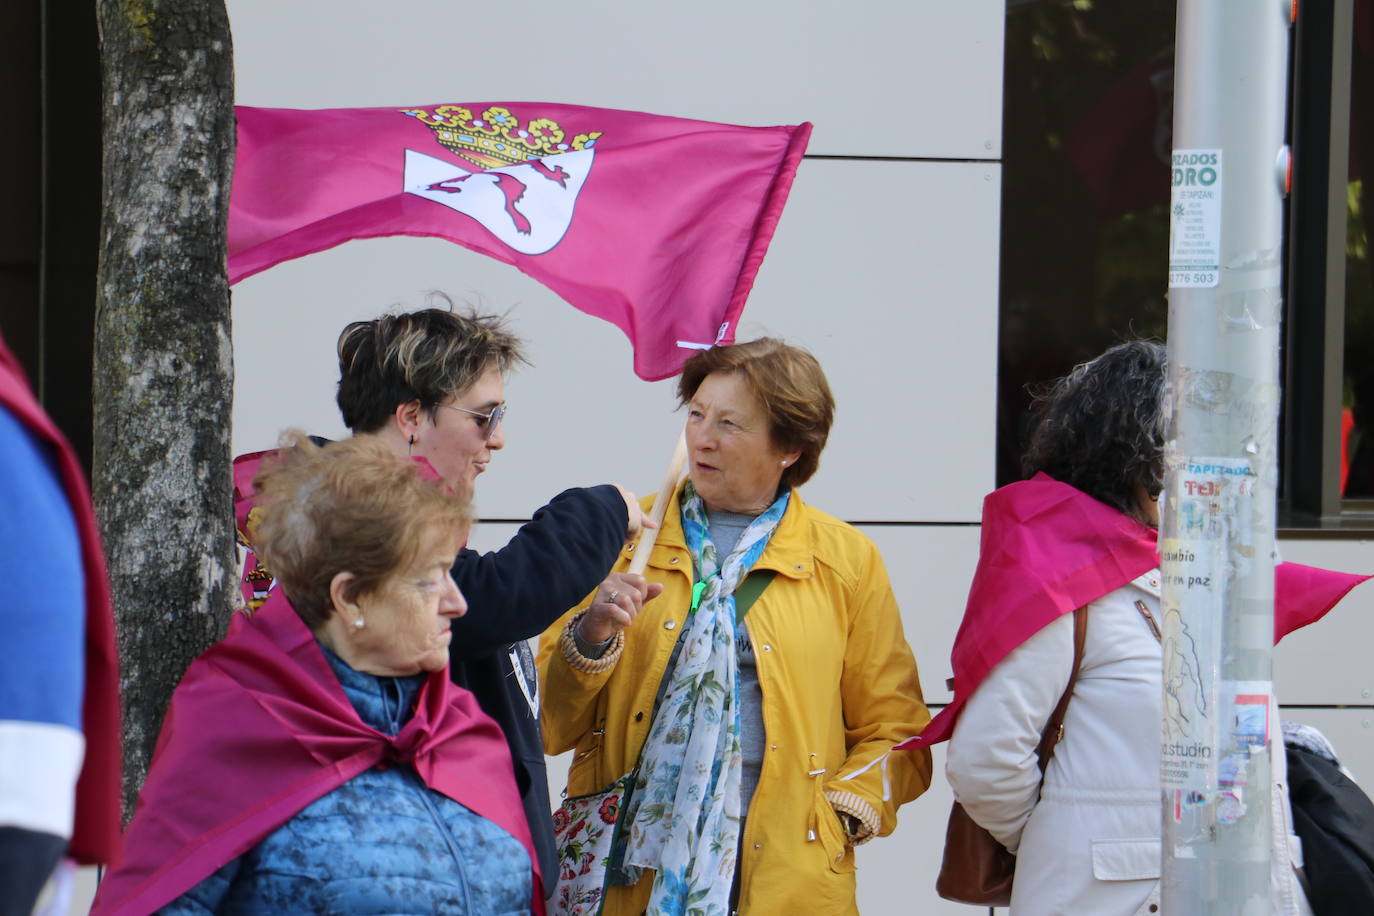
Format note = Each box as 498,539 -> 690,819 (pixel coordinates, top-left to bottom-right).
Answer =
157,647 -> 532,915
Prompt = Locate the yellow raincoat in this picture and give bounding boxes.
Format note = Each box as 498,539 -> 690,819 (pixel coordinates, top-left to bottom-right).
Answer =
538,486 -> 932,914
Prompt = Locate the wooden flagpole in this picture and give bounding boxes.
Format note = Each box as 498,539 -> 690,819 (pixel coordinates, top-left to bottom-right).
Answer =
628,431 -> 687,576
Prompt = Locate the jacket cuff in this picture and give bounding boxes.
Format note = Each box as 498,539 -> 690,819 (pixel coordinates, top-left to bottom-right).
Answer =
559,611 -> 624,674
825,790 -> 881,846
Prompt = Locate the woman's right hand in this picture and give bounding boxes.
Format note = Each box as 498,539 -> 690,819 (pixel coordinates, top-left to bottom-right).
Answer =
578,573 -> 664,644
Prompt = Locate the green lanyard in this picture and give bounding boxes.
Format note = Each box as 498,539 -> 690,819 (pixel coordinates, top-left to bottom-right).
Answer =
687,566 -> 777,621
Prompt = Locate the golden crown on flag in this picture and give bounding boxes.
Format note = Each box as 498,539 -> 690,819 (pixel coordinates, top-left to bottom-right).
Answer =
400,105 -> 603,170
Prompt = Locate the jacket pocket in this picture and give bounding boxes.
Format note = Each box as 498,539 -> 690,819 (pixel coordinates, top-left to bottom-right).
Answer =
1090,837 -> 1160,881
810,778 -> 856,875
565,730 -> 604,797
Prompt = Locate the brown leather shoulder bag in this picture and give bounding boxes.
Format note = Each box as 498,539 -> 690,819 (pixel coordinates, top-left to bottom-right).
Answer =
935,607 -> 1088,906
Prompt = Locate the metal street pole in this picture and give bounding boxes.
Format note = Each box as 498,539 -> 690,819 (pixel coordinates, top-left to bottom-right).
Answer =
1160,1 -> 1291,912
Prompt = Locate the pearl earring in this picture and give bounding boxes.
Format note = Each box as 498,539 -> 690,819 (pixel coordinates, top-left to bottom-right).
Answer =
780,459 -> 788,467
354,618 -> 365,629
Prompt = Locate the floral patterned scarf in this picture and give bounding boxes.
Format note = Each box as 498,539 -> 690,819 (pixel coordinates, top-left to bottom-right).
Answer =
621,479 -> 789,916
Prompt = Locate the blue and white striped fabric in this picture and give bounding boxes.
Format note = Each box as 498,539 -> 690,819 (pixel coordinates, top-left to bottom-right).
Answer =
0,404 -> 85,843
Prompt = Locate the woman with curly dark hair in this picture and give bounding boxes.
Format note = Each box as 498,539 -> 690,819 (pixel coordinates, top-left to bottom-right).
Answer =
1019,339 -> 1167,522
934,340 -> 1316,914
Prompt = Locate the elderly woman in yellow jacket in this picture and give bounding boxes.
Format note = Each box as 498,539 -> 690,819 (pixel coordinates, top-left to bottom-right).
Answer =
538,339 -> 932,916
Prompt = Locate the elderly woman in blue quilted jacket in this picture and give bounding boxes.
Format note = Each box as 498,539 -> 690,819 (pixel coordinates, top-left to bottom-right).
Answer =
92,435 -> 542,916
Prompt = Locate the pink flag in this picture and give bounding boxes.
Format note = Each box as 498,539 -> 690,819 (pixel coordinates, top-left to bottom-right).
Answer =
228,103 -> 812,380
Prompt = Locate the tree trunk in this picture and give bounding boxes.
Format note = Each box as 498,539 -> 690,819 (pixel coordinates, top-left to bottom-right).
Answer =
94,0 -> 236,817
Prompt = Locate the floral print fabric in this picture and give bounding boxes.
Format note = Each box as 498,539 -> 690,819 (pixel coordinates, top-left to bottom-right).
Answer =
551,778 -> 630,916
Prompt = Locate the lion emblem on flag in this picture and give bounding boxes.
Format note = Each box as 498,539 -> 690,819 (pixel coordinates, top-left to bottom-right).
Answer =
399,105 -> 600,255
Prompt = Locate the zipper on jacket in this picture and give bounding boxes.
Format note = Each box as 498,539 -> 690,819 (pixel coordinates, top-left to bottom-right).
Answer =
410,769 -> 474,913
381,677 -> 407,735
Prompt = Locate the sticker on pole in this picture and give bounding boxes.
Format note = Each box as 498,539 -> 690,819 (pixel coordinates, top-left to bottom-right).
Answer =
1168,149 -> 1222,288
1160,456 -> 1257,795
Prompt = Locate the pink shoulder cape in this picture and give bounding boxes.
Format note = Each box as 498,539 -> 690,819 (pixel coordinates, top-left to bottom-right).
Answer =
233,447 -> 445,609
898,474 -> 1371,750
91,590 -> 543,915
0,335 -> 121,865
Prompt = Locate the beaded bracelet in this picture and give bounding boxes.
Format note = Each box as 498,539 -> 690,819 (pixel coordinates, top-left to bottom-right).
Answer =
559,611 -> 625,674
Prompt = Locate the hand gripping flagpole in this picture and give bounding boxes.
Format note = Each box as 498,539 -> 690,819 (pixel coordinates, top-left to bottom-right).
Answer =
628,432 -> 688,576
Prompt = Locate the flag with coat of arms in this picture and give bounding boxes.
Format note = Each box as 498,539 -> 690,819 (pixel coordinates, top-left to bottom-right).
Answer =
228,102 -> 812,380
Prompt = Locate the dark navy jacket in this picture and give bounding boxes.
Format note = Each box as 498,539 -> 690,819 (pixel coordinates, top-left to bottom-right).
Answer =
449,485 -> 627,897
159,648 -> 531,915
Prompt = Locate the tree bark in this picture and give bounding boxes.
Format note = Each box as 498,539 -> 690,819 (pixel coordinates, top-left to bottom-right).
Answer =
94,0 -> 236,816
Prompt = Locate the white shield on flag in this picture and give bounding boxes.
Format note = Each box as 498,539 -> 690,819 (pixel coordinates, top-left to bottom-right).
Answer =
402,148 -> 594,255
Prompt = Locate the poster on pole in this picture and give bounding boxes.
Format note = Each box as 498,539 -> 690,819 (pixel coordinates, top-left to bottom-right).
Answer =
1168,149 -> 1222,288
1160,456 -> 1269,824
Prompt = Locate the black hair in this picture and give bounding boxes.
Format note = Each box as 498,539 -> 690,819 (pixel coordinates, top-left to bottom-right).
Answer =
1021,339 -> 1167,521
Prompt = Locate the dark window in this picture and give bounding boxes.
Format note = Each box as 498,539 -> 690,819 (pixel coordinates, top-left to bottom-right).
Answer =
1340,7 -> 1374,501
1000,0 -> 1371,529
0,0 -> 100,470
998,0 -> 1174,485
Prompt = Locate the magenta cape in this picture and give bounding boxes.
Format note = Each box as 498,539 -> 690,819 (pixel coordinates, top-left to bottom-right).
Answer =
228,102 -> 811,381
0,334 -> 121,865
92,590 -> 543,915
898,475 -> 1371,750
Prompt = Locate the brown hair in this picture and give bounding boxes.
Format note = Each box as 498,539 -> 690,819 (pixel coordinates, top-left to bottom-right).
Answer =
250,433 -> 470,629
676,338 -> 835,488
336,296 -> 528,433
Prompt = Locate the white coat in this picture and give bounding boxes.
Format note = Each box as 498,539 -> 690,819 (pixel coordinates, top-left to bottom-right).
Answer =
946,571 -> 1311,916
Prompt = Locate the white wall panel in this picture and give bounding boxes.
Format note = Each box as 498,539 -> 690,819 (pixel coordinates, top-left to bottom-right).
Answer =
231,157 -> 1001,524
1272,538 -> 1374,706
855,745 -> 977,915
854,524 -> 980,703
226,0 -> 1004,160
747,159 -> 999,522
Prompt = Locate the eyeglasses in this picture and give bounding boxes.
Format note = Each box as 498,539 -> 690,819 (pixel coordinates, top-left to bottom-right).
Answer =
439,402 -> 506,442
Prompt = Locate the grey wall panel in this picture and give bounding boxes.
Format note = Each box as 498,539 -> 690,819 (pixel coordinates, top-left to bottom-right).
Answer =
1272,538 -> 1374,706
231,158 -> 1001,525
226,0 -> 1004,160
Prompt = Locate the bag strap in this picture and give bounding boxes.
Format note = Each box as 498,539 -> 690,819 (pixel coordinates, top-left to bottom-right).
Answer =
733,569 -> 777,622
1033,606 -> 1087,772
